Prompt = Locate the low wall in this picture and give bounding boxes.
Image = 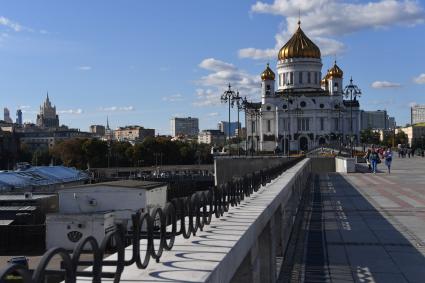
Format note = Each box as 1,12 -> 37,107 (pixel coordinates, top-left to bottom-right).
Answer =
335,156 -> 356,173
214,156 -> 296,186
310,157 -> 336,173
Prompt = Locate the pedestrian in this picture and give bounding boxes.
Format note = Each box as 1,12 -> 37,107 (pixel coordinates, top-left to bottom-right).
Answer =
364,149 -> 371,171
384,147 -> 393,174
369,148 -> 380,174
408,148 -> 411,158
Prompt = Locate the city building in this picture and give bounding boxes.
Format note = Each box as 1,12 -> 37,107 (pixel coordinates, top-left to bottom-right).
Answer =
170,117 -> 199,137
16,109 -> 23,125
411,104 -> 425,125
36,93 -> 59,129
198,129 -> 226,146
104,116 -> 114,141
246,21 -> 362,152
0,129 -> 19,170
3,107 -> 13,123
18,128 -> 93,151
397,124 -> 425,147
361,110 -> 394,130
388,117 -> 396,129
218,121 -> 241,138
89,125 -> 106,137
114,125 -> 155,143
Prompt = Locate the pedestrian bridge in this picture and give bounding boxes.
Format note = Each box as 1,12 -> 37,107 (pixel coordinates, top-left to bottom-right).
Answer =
2,155 -> 425,283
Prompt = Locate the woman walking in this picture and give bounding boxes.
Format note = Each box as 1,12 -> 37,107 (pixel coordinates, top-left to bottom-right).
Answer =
384,147 -> 393,174
369,148 -> 380,174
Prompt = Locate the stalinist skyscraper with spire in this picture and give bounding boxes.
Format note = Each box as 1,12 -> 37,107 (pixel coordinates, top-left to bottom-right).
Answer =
36,93 -> 59,129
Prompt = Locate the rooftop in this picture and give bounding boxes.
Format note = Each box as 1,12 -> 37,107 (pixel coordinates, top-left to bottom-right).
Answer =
0,166 -> 89,190
0,194 -> 55,201
65,180 -> 166,191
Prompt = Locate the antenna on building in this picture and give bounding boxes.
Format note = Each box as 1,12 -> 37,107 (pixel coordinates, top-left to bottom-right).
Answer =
298,8 -> 301,26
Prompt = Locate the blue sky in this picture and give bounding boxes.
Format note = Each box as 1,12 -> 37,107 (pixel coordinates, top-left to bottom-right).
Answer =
0,0 -> 424,134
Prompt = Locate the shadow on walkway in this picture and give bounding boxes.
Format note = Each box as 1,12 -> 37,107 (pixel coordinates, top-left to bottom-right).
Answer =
280,173 -> 425,283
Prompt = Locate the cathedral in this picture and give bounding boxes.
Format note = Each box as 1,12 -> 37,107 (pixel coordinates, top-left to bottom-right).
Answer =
246,21 -> 361,153
36,93 -> 60,129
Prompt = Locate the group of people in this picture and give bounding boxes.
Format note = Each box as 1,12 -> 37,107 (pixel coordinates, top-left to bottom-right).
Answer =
364,146 -> 393,174
397,146 -> 425,158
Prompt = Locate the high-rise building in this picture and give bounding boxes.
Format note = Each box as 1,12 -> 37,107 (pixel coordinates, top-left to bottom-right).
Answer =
16,109 -> 23,125
89,125 -> 106,137
218,121 -> 241,138
361,110 -> 393,130
3,108 -> 13,123
170,117 -> 199,137
411,104 -> 425,125
36,93 -> 59,129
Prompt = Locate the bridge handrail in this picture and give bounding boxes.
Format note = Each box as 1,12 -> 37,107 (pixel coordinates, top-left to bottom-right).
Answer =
0,157 -> 304,283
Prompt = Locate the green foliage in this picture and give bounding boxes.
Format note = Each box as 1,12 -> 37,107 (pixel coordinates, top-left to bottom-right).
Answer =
50,137 -> 213,169
32,149 -> 52,166
360,128 -> 380,144
394,130 -> 408,146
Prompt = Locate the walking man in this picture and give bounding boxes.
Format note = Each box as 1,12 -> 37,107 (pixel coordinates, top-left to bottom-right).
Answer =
384,147 -> 393,174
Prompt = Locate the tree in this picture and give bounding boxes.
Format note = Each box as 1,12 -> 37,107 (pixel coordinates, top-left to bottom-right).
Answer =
32,149 -> 52,166
360,128 -> 380,145
394,130 -> 408,146
51,139 -> 87,169
82,139 -> 108,168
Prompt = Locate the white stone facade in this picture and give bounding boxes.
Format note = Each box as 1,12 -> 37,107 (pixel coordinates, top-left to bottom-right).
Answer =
246,27 -> 361,153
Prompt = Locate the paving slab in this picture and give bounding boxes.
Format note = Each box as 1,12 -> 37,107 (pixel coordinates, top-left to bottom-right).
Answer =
299,156 -> 425,283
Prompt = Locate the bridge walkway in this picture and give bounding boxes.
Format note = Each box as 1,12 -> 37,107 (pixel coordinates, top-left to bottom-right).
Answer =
284,157 -> 425,283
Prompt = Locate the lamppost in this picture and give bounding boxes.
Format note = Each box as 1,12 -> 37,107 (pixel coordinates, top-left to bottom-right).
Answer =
221,83 -> 236,155
335,103 -> 344,153
344,77 -> 362,157
254,108 -> 263,153
232,91 -> 246,156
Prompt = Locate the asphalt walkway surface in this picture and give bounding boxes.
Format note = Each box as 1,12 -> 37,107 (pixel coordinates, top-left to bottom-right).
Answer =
296,156 -> 425,283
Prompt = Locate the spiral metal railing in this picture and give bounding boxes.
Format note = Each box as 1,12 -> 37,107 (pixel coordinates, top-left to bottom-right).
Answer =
0,157 -> 302,283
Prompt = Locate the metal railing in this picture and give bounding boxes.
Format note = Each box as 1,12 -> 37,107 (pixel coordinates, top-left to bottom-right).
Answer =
0,158 -> 302,283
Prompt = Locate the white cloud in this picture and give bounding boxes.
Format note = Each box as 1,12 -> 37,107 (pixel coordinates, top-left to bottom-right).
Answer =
371,81 -> 401,89
18,105 -> 31,110
0,16 -> 24,32
240,0 -> 424,59
207,112 -> 219,117
413,73 -> 425,84
98,106 -> 135,112
199,58 -> 237,72
58,108 -> 83,115
193,58 -> 261,107
77,66 -> 92,71
162,93 -> 184,102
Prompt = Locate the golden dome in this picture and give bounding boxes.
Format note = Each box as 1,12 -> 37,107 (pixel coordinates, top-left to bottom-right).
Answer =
321,76 -> 329,86
327,61 -> 343,78
278,22 -> 321,61
261,63 -> 275,81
